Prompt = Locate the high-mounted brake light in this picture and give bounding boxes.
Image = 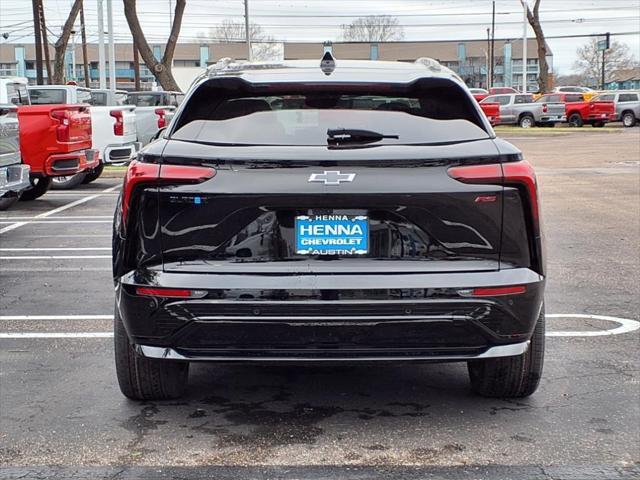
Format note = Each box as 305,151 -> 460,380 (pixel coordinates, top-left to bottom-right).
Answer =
110,110 -> 124,136
155,108 -> 166,129
120,160 -> 216,227
458,285 -> 527,297
136,287 -> 207,298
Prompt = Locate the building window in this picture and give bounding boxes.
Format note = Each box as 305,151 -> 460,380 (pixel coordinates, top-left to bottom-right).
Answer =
370,44 -> 379,60
199,45 -> 209,67
457,43 -> 466,61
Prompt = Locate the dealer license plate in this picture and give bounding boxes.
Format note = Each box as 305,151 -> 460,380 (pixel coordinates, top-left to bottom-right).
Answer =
295,214 -> 369,255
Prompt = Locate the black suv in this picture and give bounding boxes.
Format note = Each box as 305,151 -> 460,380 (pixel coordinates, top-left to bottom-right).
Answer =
112,56 -> 546,400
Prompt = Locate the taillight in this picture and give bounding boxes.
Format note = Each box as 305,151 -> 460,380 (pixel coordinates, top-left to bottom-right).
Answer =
136,287 -> 207,298
447,160 -> 540,234
51,109 -> 71,142
542,103 -> 548,113
120,160 -> 216,227
110,110 -> 124,136
155,108 -> 166,129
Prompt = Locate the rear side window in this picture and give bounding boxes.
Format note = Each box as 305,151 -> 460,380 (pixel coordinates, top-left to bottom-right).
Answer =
594,94 -> 615,102
6,83 -> 30,105
515,95 -> 533,104
90,91 -> 107,105
619,93 -> 639,102
127,94 -> 162,106
29,88 -> 66,104
565,94 -> 583,102
172,80 -> 490,147
483,95 -> 510,105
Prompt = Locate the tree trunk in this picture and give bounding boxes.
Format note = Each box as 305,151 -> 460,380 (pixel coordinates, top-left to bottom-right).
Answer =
123,0 -> 186,91
53,0 -> 83,84
526,0 -> 550,93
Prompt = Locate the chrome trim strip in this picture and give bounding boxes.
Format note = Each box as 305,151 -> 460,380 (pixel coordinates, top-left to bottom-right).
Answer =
136,341 -> 529,362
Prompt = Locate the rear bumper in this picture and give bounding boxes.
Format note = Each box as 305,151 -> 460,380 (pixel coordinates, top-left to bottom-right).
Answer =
103,141 -> 141,164
539,115 -> 565,122
44,149 -> 100,176
0,164 -> 31,196
117,267 -> 545,362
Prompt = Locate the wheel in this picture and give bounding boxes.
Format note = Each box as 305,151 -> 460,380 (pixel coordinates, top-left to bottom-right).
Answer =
519,115 -> 534,128
621,111 -> 637,128
591,121 -> 605,128
468,304 -> 545,398
82,162 -> 105,184
19,176 -> 52,201
568,113 -> 583,127
51,172 -> 87,190
114,305 -> 189,400
0,193 -> 20,211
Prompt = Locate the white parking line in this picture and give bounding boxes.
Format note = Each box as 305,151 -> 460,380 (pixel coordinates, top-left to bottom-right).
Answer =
0,248 -> 110,251
0,184 -> 120,235
0,315 -> 113,320
546,314 -> 640,336
0,216 -> 112,220
0,221 -> 111,224
0,255 -> 111,260
0,332 -> 112,339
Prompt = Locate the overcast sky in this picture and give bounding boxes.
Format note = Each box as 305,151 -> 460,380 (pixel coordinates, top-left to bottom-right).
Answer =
1,0 -> 639,74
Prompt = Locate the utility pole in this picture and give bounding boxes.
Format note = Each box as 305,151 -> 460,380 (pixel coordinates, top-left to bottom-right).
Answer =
244,0 -> 252,61
32,0 -> 44,84
107,0 -> 116,91
521,0 -> 528,93
490,1 -> 495,88
133,40 -> 141,90
80,0 -> 90,87
486,28 -> 491,89
97,0 -> 106,89
38,1 -> 52,83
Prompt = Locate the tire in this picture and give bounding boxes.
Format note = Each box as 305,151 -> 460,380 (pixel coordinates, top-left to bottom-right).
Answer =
51,172 -> 87,190
0,193 -> 20,211
591,121 -> 605,128
82,162 -> 105,184
621,111 -> 637,128
468,304 -> 545,398
19,176 -> 52,201
568,113 -> 583,127
519,114 -> 534,128
114,305 -> 189,400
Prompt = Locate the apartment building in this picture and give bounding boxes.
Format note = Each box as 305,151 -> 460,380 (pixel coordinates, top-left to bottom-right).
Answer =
0,38 -> 549,91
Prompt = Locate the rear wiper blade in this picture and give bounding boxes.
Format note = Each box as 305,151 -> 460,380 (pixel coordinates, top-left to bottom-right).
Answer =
327,128 -> 399,144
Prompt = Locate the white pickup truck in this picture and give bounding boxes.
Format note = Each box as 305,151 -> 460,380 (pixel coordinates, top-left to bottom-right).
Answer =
125,91 -> 183,145
28,85 -> 140,188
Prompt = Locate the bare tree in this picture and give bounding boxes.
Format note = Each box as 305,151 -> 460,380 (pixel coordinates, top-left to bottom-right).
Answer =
52,0 -> 82,84
574,38 -> 636,86
201,20 -> 280,61
123,0 -> 186,91
341,15 -> 404,42
523,0 -> 551,93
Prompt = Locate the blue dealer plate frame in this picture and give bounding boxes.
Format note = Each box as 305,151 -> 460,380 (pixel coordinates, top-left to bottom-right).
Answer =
295,214 -> 369,255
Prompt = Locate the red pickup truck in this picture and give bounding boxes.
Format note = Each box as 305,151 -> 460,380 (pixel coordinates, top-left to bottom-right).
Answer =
479,102 -> 500,126
536,93 -> 615,128
17,104 -> 98,200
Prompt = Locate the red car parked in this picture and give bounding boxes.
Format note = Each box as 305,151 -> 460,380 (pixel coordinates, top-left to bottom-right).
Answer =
17,104 -> 98,200
535,93 -> 615,127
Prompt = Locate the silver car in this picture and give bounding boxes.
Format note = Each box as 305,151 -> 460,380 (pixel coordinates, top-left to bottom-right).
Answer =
592,91 -> 640,127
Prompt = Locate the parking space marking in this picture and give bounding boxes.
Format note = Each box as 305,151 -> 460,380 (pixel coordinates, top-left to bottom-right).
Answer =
0,215 -> 112,220
0,332 -> 112,339
0,247 -> 110,251
0,220 -> 111,224
0,184 -> 120,235
2,314 -> 638,339
546,314 -> 640,337
0,315 -> 113,320
0,255 -> 111,259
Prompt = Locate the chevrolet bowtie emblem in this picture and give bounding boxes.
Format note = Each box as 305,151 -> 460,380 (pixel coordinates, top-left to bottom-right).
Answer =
308,170 -> 356,186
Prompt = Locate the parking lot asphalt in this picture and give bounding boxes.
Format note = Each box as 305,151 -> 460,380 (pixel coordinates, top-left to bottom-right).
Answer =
0,129 -> 639,479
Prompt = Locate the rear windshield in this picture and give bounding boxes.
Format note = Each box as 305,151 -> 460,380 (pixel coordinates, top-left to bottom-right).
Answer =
29,88 -> 66,104
127,93 -> 163,106
171,83 -> 489,146
6,83 -> 30,105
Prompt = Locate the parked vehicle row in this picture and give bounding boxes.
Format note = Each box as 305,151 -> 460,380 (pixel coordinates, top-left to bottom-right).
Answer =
0,76 -> 183,207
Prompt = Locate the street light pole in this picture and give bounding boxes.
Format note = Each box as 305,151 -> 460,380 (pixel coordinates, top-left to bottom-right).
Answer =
106,0 -> 116,91
244,0 -> 252,62
520,0 -> 528,93
97,0 -> 106,89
